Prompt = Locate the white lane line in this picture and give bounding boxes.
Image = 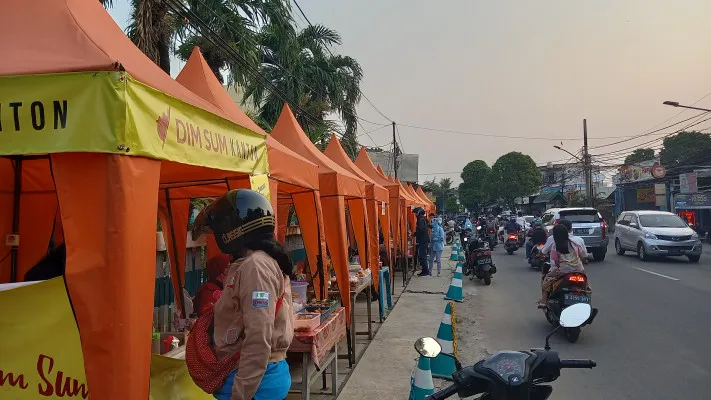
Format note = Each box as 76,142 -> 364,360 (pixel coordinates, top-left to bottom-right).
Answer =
632,267 -> 680,281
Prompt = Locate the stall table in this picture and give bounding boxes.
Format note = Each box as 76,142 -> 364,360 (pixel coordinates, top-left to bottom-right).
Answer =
288,307 -> 346,400
329,274 -> 373,366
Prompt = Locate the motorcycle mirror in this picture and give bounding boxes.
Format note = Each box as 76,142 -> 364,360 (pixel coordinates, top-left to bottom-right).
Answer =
559,303 -> 592,328
414,337 -> 441,358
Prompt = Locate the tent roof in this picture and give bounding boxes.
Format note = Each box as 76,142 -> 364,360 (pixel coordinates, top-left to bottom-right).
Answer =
324,135 -> 388,202
271,105 -> 365,198
406,184 -> 426,207
0,0 -> 232,122
354,148 -> 399,189
416,186 -> 435,209
175,48 -> 318,190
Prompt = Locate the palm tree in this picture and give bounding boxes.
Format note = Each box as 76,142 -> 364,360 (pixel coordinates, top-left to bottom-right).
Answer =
174,0 -> 292,85
243,22 -> 363,156
126,0 -> 178,74
422,178 -> 457,212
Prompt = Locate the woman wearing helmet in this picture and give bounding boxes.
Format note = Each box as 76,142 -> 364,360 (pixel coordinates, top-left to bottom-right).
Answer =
190,189 -> 293,400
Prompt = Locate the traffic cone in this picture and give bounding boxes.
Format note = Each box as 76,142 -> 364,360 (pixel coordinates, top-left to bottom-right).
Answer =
431,302 -> 457,379
444,267 -> 463,302
408,355 -> 435,400
449,247 -> 459,260
458,251 -> 465,261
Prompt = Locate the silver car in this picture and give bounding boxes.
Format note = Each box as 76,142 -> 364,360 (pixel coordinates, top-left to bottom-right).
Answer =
614,210 -> 702,263
542,207 -> 609,261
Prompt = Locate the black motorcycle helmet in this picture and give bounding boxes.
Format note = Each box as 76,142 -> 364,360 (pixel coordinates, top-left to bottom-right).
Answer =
412,206 -> 425,216
191,189 -> 275,257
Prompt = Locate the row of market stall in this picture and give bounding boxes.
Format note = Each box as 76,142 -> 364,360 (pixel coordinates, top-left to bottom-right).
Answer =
0,1 -> 434,399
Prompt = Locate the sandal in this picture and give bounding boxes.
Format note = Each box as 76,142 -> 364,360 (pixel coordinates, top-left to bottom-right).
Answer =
536,302 -> 546,309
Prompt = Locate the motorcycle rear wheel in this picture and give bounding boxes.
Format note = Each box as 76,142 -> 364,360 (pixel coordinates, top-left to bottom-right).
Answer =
506,249 -> 514,255
483,272 -> 492,285
565,327 -> 581,343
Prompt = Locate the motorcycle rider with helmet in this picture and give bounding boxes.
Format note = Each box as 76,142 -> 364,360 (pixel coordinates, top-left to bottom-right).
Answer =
188,189 -> 294,400
526,220 -> 548,260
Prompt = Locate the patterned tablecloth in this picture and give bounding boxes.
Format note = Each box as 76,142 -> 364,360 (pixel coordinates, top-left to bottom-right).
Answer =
288,307 -> 346,368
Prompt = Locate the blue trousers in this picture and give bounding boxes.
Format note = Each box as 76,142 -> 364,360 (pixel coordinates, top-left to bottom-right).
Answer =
214,359 -> 290,400
429,250 -> 443,274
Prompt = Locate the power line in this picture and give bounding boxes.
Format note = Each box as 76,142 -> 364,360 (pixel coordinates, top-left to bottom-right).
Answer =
589,112 -> 709,150
397,123 -> 650,141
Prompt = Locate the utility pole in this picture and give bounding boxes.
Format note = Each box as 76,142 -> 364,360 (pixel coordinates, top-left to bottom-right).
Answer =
392,121 -> 399,179
583,119 -> 592,207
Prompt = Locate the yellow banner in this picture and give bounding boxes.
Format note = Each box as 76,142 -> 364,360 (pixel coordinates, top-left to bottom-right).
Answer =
149,355 -> 212,400
0,72 -> 124,156
0,72 -> 268,175
125,76 -> 268,175
0,278 -> 88,399
250,173 -> 271,201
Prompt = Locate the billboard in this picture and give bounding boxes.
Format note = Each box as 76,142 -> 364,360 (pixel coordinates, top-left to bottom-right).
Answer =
367,150 -> 419,182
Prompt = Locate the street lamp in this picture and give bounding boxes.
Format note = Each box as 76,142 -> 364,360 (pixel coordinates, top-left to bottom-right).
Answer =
553,145 -> 582,162
662,100 -> 711,113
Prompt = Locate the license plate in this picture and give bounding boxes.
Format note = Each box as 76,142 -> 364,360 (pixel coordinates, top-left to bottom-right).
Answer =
668,249 -> 683,255
564,293 -> 590,304
477,258 -> 491,265
574,228 -> 589,235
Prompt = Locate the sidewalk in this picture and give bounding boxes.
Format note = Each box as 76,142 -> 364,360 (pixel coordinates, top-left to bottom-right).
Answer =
337,247 -> 465,400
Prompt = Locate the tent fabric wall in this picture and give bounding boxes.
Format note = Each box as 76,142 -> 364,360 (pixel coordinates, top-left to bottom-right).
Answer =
320,195 -> 352,326
0,158 -> 60,283
346,198 -> 369,274
52,152 -> 161,400
366,199 -> 381,291
292,191 -> 328,299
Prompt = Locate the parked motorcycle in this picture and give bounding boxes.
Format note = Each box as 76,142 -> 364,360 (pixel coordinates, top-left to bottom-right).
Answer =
445,227 -> 456,246
505,232 -> 520,255
416,303 -> 597,400
528,243 -> 548,270
540,269 -> 598,343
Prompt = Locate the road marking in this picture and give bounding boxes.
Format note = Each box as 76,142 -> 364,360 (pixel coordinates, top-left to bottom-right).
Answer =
632,267 -> 680,281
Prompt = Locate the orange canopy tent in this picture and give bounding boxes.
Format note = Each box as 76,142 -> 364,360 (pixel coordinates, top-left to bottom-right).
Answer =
271,105 -> 367,326
175,47 -> 328,297
354,148 -> 403,281
324,137 -> 388,291
0,1 -> 269,399
417,186 -> 436,213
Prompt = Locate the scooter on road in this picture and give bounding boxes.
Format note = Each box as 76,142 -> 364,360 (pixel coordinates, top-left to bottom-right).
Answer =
417,303 -> 597,400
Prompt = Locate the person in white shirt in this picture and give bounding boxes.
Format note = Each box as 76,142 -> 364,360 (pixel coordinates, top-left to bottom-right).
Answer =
515,211 -> 527,230
542,219 -> 588,259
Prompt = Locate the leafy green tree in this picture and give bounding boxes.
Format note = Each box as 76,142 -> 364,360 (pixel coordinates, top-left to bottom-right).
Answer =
659,131 -> 711,169
457,160 -> 491,212
624,148 -> 655,165
485,152 -> 541,208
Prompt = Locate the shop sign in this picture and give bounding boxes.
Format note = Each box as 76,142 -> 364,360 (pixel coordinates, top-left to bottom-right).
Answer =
675,193 -> 711,209
620,160 -> 665,183
679,172 -> 698,194
636,187 -> 655,203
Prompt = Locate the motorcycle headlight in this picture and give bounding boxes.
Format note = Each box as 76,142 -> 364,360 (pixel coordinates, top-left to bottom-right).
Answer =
463,237 -> 468,242
644,232 -> 658,240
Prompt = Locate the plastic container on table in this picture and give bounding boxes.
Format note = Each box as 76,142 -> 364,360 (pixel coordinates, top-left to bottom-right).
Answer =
293,312 -> 320,332
304,305 -> 334,322
291,281 -> 308,304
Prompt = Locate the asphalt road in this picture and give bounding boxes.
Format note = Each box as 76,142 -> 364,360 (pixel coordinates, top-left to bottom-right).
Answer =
462,240 -> 711,399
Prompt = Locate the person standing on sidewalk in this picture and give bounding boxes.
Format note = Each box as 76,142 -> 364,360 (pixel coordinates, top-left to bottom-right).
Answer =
429,217 -> 445,276
415,208 -> 431,276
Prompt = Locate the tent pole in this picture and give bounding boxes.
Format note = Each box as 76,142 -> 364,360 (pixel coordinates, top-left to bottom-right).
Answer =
164,189 -> 186,318
313,191 -> 325,299
10,157 -> 22,282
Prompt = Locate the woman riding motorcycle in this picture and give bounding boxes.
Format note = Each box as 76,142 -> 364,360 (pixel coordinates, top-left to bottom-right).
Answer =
537,224 -> 586,308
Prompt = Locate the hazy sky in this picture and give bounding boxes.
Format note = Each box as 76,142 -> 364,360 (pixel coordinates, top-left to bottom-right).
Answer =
110,0 -> 711,183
